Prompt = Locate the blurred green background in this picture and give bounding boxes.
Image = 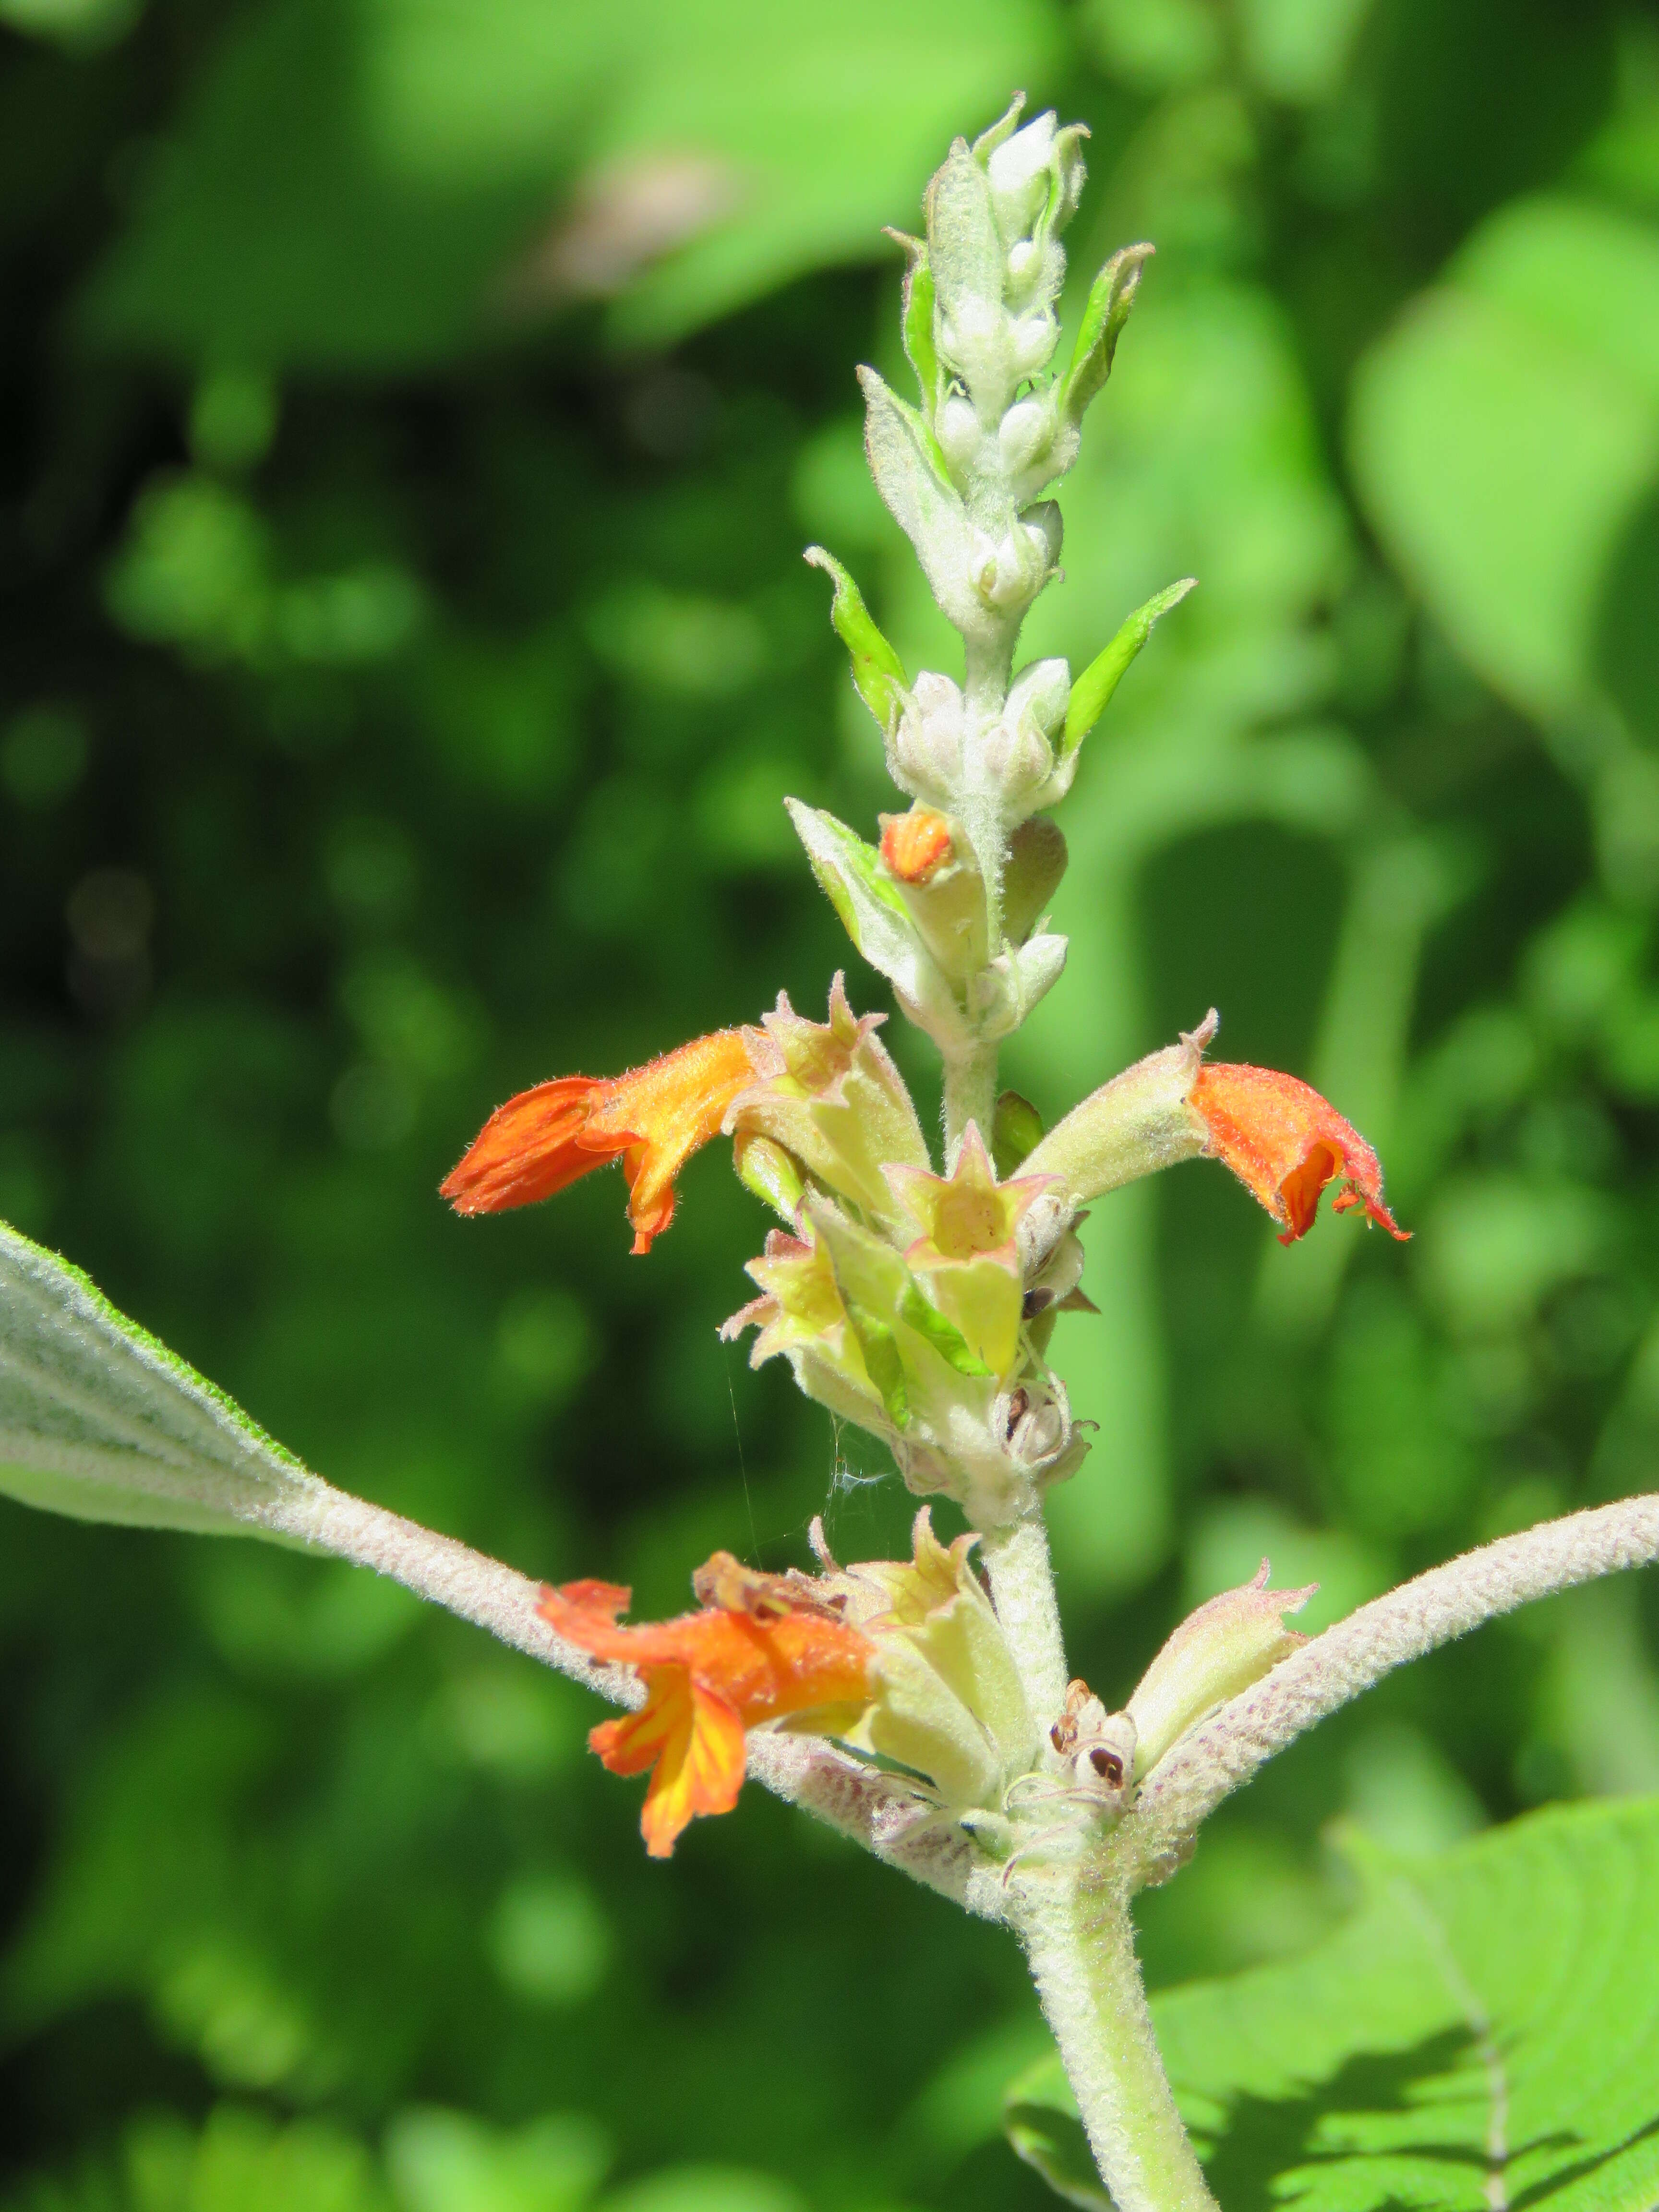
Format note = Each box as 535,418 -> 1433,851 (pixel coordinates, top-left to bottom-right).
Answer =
4,0 -> 1659,2205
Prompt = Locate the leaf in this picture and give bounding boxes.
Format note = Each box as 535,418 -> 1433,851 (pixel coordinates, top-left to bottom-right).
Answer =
1056,242 -> 1155,429
802,547 -> 908,734
1059,578 -> 1196,760
1349,196 -> 1659,721
856,368 -> 983,637
0,1220 -> 321,1538
895,237 -> 939,418
84,0 -> 1062,369
783,800 -> 967,1046
1002,2067 -> 1107,2207
1006,1797 -> 1659,2211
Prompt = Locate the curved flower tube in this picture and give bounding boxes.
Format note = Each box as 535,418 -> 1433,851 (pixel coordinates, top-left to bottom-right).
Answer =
441,1029 -> 753,1252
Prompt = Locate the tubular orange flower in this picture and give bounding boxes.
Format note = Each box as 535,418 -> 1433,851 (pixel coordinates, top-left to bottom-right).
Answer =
440,1029 -> 754,1253
1190,1062 -> 1409,1245
540,1574 -> 874,1858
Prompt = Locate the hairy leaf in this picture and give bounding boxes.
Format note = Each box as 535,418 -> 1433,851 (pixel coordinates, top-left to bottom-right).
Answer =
1007,1797 -> 1659,2211
1059,578 -> 1197,761
0,1222 -> 319,1538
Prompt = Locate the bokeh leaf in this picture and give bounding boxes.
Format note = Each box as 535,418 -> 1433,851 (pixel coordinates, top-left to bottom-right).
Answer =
0,1222 -> 320,1537
1007,1797 -> 1659,2210
1350,196 -> 1659,721
84,0 -> 1061,367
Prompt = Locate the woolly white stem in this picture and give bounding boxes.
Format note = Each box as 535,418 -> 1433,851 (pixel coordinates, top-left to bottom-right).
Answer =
1127,1493 -> 1659,1879
254,1476 -> 977,1907
981,1509 -> 1070,1727
1017,1866 -> 1216,2212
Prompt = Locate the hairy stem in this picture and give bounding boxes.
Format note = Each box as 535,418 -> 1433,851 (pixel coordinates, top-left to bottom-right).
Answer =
981,1508 -> 1069,1726
1017,1864 -> 1216,2212
255,1476 -> 978,1907
943,1037 -> 1001,1162
1127,1493 -> 1659,1879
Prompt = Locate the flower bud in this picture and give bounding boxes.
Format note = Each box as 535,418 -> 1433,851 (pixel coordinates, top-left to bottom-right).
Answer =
991,1089 -> 1045,1177
1003,816 -> 1068,944
1009,311 -> 1059,379
891,671 -> 966,803
1006,656 -> 1070,740
1127,1561 -> 1316,1779
878,808 -> 990,983
732,1129 -> 805,1221
936,392 -> 981,473
879,806 -> 956,886
998,396 -> 1052,476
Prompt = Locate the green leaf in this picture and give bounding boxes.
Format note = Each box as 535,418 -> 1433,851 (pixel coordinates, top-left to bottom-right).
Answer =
83,0 -> 1061,369
0,1221 -> 320,1538
1349,196 -> 1659,721
802,547 -> 908,734
895,1284 -> 995,1381
1059,577 -> 1196,759
1006,1797 -> 1659,2211
1002,2064 -> 1107,2207
855,367 -> 983,637
843,1304 -> 911,1429
1057,242 -> 1155,428
896,239 -> 939,419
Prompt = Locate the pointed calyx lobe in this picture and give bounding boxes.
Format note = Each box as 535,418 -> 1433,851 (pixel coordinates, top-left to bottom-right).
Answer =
441,1028 -> 752,1253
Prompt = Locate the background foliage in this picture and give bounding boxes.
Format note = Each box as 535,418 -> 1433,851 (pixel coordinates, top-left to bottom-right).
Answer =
4,0 -> 1659,2205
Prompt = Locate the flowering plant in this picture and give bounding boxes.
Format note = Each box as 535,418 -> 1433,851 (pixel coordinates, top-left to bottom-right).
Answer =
2,96 -> 1656,2212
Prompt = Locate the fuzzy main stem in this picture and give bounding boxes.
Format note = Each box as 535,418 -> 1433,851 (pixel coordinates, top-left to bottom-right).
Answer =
981,1509 -> 1069,1725
1018,1865 -> 1217,2212
942,1038 -> 1001,1163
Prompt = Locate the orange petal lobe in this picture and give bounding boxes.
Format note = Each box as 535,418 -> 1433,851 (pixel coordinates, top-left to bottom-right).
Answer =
442,1028 -> 754,1250
1190,1063 -> 1408,1245
440,1078 -> 621,1215
538,1575 -> 873,1855
638,1681 -> 747,1858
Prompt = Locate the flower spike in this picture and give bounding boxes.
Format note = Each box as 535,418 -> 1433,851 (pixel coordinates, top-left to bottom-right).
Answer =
540,1574 -> 873,1857
441,1029 -> 753,1253
1190,1062 -> 1409,1245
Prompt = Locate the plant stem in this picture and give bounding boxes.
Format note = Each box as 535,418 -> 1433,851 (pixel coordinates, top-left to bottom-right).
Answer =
981,1508 -> 1070,1725
1017,1863 -> 1217,2212
943,1037 -> 1000,1162
254,1476 -> 982,1908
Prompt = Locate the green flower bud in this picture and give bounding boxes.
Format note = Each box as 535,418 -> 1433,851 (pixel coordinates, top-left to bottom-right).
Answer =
1127,1561 -> 1317,1780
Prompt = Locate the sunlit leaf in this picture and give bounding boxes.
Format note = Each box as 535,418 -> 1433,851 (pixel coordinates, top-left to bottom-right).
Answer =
1007,1798 -> 1659,2210
0,1222 -> 320,1538
1350,196 -> 1659,720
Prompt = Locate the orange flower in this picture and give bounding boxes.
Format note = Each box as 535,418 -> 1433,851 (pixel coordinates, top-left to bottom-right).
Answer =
540,1574 -> 874,1857
879,806 -> 956,885
1189,1063 -> 1409,1245
441,1030 -> 753,1253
